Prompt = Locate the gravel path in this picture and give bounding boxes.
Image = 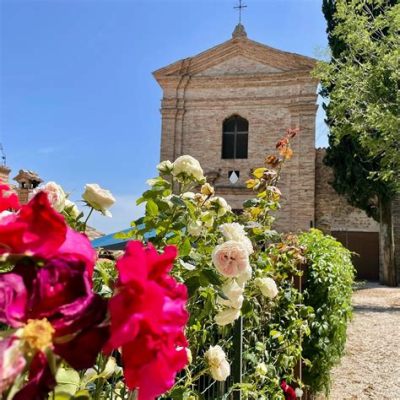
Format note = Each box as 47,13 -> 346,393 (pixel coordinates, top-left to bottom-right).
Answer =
325,283 -> 400,400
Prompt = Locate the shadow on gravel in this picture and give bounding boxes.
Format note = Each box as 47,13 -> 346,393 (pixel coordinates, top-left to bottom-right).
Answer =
353,304 -> 400,313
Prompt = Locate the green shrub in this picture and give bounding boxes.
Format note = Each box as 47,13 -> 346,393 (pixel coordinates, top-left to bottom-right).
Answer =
299,229 -> 355,396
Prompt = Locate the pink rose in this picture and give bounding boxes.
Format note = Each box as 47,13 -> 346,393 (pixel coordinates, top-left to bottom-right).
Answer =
0,336 -> 26,395
0,274 -> 27,327
212,241 -> 250,277
34,182 -> 66,212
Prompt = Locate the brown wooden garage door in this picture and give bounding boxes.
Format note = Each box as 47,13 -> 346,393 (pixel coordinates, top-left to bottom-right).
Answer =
331,231 -> 379,281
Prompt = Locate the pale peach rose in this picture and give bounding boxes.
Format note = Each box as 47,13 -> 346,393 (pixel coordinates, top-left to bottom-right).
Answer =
219,223 -> 254,255
212,241 -> 250,277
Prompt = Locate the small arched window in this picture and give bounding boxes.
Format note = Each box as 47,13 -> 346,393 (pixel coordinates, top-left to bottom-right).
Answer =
222,115 -> 248,159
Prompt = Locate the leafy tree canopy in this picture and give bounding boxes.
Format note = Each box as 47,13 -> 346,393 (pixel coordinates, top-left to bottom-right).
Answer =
317,0 -> 400,200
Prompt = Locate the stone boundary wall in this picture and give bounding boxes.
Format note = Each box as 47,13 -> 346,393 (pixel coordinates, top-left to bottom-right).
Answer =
314,148 -> 379,233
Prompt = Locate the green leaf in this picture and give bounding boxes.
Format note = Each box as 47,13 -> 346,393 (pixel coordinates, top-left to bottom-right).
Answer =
200,269 -> 222,286
179,237 -> 191,257
55,368 -> 80,396
146,199 -> 159,216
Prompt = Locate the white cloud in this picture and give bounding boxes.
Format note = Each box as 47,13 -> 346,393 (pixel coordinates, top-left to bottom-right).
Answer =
84,193 -> 144,235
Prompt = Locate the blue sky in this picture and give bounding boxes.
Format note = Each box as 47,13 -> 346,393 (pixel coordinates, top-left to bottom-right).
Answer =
0,0 -> 329,233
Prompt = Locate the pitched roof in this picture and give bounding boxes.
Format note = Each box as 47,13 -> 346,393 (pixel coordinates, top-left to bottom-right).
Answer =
153,24 -> 317,83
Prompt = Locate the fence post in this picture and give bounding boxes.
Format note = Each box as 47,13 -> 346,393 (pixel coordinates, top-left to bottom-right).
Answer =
232,316 -> 243,400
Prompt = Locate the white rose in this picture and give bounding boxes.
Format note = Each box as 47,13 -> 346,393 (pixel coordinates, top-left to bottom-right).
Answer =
82,184 -> 115,217
210,196 -> 231,217
215,307 -> 241,326
64,199 -> 80,219
188,220 -> 203,237
182,191 -> 196,200
212,241 -> 250,278
172,155 -> 205,182
37,181 -> 66,212
255,362 -> 268,376
157,160 -> 173,174
255,277 -> 279,299
295,388 -> 304,398
219,223 -> 253,255
236,266 -> 252,287
218,280 -> 244,309
179,259 -> 196,271
204,345 -> 231,381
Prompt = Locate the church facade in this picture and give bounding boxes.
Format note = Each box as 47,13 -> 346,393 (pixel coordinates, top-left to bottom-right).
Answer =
153,24 -> 381,278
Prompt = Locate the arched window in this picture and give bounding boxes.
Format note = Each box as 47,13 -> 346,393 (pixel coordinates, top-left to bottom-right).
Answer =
222,115 -> 248,159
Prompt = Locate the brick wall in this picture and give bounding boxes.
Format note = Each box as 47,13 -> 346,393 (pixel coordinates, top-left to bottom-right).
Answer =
156,43 -> 318,232
315,148 -> 379,232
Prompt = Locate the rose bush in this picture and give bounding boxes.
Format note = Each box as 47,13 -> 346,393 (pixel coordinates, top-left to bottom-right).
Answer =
0,182 -> 189,400
109,129 -> 320,399
0,127 -> 354,399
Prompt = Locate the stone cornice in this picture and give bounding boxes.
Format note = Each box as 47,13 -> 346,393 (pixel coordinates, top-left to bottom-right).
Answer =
160,94 -> 317,111
156,70 -> 318,90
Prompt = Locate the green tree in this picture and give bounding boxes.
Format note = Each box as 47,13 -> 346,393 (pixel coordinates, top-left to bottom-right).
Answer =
317,0 -> 400,286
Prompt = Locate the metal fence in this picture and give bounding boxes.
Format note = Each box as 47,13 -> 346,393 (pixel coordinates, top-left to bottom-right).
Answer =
199,270 -> 305,400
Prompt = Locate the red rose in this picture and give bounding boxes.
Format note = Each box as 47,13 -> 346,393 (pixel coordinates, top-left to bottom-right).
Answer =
0,258 -> 109,370
13,351 -> 56,400
281,380 -> 297,400
0,192 -> 95,277
104,241 -> 189,400
0,182 -> 20,212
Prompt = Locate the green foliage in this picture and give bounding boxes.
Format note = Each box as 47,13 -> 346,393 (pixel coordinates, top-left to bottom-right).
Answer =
300,229 -> 355,395
79,147 -> 354,398
320,0 -> 399,220
324,134 -> 396,220
316,0 -> 400,188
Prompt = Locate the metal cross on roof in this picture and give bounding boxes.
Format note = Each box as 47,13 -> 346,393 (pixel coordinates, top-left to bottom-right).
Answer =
234,0 -> 247,24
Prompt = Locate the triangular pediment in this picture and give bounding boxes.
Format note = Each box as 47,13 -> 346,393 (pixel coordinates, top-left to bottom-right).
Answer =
196,55 -> 282,76
153,32 -> 317,84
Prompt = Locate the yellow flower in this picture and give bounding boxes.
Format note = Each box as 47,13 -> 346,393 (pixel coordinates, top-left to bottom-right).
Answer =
22,319 -> 54,352
246,179 -> 258,189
